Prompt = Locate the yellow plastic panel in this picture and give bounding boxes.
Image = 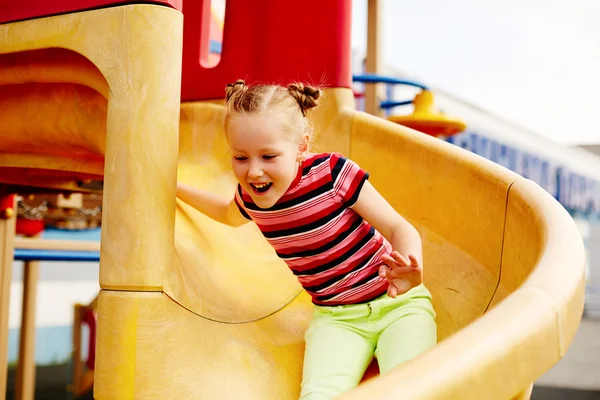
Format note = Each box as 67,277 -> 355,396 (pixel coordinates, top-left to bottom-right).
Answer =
350,112 -> 520,340
94,289 -> 312,399
0,50 -> 107,185
0,48 -> 109,97
338,178 -> 584,400
0,82 -> 106,164
498,178 -> 585,353
173,102 -> 302,322
339,288 -> 559,400
307,88 -> 355,155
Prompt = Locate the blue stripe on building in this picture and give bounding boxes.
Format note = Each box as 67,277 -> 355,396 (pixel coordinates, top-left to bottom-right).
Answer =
447,131 -> 600,220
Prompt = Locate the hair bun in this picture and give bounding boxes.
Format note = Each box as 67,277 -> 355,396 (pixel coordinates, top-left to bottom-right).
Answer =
225,79 -> 248,102
287,83 -> 321,116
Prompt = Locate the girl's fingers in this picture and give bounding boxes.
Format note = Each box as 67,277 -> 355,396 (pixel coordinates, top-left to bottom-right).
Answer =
383,267 -> 417,279
408,254 -> 420,268
382,255 -> 399,271
388,283 -> 398,298
381,253 -> 422,284
386,263 -> 418,279
395,279 -> 411,293
379,264 -> 388,278
387,279 -> 414,298
391,251 -> 410,267
381,254 -> 395,263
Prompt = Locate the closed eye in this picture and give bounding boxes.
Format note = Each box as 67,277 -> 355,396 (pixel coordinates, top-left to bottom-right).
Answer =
233,155 -> 248,162
262,154 -> 277,160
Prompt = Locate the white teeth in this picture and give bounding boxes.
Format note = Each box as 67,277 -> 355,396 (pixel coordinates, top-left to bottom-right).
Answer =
253,183 -> 268,188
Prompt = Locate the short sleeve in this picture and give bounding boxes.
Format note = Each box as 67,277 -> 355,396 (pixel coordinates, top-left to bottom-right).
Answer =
234,185 -> 252,220
330,153 -> 370,207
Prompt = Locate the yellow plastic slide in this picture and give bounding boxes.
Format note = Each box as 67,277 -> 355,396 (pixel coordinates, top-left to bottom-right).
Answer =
0,7 -> 585,399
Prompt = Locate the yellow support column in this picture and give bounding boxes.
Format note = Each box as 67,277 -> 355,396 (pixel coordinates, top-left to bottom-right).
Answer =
97,6 -> 183,289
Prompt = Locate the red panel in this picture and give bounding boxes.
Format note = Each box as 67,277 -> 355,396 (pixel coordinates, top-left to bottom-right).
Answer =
82,308 -> 97,370
0,0 -> 182,24
181,0 -> 352,101
0,194 -> 15,219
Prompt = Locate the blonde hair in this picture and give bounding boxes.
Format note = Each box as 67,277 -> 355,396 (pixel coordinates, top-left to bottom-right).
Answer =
224,79 -> 321,144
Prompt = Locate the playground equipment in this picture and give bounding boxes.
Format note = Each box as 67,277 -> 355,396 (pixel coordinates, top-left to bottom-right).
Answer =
13,196 -> 101,398
353,74 -> 467,137
0,229 -> 100,399
0,0 -> 585,399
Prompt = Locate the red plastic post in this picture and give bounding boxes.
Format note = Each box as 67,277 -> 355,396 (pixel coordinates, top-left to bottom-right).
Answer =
82,308 -> 97,370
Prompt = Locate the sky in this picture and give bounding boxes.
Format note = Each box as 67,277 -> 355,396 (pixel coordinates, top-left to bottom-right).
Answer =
351,0 -> 600,145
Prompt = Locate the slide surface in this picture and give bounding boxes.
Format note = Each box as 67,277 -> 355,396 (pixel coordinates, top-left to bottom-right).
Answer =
0,21 -> 585,398
97,92 -> 584,399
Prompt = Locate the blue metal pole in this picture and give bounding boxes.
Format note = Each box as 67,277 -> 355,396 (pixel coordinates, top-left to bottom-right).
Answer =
13,249 -> 100,262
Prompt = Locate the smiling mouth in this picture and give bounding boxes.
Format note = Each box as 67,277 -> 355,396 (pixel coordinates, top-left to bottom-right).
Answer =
250,182 -> 273,194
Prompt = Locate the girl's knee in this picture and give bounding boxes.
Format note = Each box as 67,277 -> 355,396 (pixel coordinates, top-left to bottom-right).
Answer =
300,360 -> 367,400
375,308 -> 437,373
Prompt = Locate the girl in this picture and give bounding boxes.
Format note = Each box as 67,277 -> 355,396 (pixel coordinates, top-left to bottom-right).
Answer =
176,80 -> 437,400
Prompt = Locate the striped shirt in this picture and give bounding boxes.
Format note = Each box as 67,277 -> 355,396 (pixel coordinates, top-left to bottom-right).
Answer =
235,153 -> 392,305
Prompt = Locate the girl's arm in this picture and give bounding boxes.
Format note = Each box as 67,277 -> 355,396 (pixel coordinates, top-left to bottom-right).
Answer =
176,183 -> 249,227
351,180 -> 423,297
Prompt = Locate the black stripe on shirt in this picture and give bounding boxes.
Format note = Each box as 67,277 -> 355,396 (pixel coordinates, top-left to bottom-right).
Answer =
291,226 -> 375,276
330,155 -> 346,182
276,216 -> 365,259
313,270 -> 384,302
239,154 -> 333,213
330,156 -> 369,207
302,153 -> 331,175
261,201 -> 346,239
345,172 -> 369,207
301,245 -> 379,292
268,180 -> 334,211
236,185 -> 251,219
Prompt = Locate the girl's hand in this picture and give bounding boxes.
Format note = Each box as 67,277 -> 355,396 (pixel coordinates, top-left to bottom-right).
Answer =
379,252 -> 423,297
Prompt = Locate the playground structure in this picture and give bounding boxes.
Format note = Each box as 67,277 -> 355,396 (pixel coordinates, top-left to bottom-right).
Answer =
0,1 -> 586,399
14,235 -> 100,399
352,74 -> 467,137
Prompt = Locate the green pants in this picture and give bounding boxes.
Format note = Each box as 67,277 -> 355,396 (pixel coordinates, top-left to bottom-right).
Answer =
299,284 -> 437,400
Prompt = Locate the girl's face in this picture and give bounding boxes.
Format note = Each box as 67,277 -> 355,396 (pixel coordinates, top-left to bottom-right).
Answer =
227,113 -> 305,209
